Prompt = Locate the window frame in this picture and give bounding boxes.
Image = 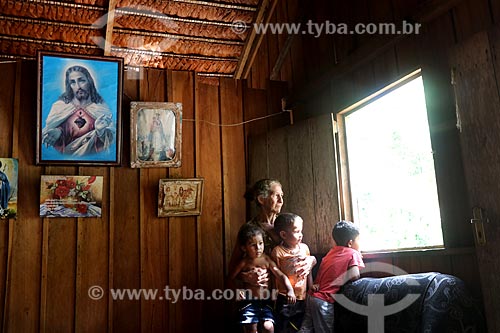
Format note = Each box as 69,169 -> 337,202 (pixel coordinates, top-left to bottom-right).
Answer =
335,68 -> 445,252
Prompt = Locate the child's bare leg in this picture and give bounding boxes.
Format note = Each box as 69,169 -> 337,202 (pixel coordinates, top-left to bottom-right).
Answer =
243,323 -> 258,333
262,320 -> 274,333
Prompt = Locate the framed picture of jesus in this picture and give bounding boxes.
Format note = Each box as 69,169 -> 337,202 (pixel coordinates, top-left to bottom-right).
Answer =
36,51 -> 123,165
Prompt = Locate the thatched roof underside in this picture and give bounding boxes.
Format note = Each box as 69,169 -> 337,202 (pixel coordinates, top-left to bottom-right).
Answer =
0,0 -> 265,79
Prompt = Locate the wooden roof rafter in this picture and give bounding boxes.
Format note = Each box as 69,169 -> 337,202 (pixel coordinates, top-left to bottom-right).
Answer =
0,0 -> 269,77
233,0 -> 279,79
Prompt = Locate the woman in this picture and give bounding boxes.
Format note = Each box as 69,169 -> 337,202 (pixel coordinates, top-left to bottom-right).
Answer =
229,179 -> 315,288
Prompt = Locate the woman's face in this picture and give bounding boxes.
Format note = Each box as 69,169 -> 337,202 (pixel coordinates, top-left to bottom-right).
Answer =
260,183 -> 283,214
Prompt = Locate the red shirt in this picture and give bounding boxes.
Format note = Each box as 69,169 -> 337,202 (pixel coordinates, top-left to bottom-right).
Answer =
311,246 -> 364,303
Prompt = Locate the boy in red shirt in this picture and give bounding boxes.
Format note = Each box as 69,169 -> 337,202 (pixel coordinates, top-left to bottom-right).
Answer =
299,221 -> 364,333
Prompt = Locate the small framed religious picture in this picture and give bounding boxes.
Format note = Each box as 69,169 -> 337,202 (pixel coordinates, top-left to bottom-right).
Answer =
36,51 -> 123,166
0,158 -> 18,219
158,178 -> 203,217
130,102 -> 182,168
40,175 -> 104,218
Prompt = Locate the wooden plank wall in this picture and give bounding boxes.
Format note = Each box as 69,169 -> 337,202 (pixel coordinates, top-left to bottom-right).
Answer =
0,61 -> 286,332
248,114 -> 340,255
450,28 -> 500,333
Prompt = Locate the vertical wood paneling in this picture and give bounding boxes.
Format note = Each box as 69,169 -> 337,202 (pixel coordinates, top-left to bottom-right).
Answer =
451,30 -> 500,332
243,87 -> 268,139
452,0 -> 492,42
392,256 -> 421,275
266,127 -> 289,210
266,12 -> 280,80
195,79 -> 224,329
244,86 -> 269,211
392,0 -> 419,22
367,0 -> 393,23
220,78 -> 247,332
267,80 -> 289,130
491,0 -> 500,24
310,115 -> 339,254
139,69 -> 169,333
275,0 -> 293,82
394,35 -> 421,76
371,47 -> 399,90
286,121 -> 315,248
350,63 -> 376,106
220,78 -> 246,269
248,135 -> 269,183
250,31 -> 269,89
0,63 -> 15,154
418,254 -> 452,274
287,0 -> 305,87
111,71 -> 141,333
450,253 -> 481,297
4,61 -> 41,333
40,167 -> 77,333
311,0 -> 336,78
247,133 -> 268,218
167,70 -> 200,333
331,0 -> 356,64
75,168 -> 109,332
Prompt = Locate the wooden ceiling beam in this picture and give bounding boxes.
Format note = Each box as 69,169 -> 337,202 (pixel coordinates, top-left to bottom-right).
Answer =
233,0 -> 278,79
104,0 -> 118,56
170,0 -> 258,12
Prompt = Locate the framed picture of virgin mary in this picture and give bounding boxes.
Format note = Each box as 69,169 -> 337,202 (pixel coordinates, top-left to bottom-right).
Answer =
130,102 -> 182,168
36,51 -> 123,165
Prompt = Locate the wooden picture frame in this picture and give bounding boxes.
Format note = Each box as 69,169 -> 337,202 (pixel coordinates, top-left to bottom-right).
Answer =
36,51 -> 123,166
158,178 -> 203,217
130,102 -> 182,168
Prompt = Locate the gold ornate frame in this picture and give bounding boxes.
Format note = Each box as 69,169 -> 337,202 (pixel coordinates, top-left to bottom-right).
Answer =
130,102 -> 182,168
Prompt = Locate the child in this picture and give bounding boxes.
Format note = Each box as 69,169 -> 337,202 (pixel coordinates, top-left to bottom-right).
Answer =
299,221 -> 364,333
271,213 -> 314,332
229,224 -> 296,333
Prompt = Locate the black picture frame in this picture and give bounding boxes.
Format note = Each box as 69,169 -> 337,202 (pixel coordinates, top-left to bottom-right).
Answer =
36,51 -> 123,166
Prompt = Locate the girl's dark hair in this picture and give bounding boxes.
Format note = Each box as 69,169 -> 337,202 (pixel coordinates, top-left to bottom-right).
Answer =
274,213 -> 300,234
244,178 -> 281,207
237,224 -> 264,245
332,221 -> 360,247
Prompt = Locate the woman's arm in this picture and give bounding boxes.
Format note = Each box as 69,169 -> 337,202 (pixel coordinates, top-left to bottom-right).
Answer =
295,255 -> 317,278
307,271 -> 315,291
228,240 -> 269,287
267,255 -> 296,304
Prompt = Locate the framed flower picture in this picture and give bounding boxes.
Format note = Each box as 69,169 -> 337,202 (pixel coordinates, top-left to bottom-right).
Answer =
36,51 -> 123,166
130,102 -> 182,168
40,175 -> 103,218
158,178 -> 203,217
0,158 -> 18,219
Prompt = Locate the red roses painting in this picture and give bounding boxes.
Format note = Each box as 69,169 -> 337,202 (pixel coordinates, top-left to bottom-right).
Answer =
40,175 -> 102,217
